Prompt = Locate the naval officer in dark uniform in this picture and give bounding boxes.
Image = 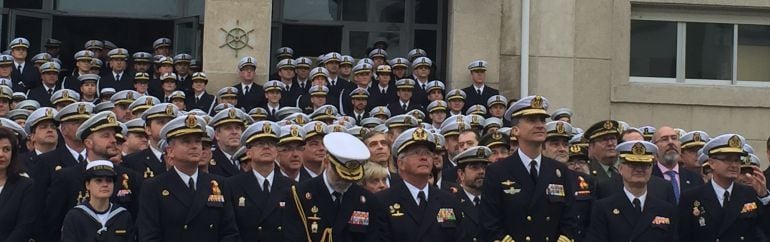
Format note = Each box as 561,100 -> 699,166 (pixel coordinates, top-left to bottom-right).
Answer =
137,114 -> 241,242
228,120 -> 296,241
454,146 -> 493,242
480,95 -> 577,242
585,140 -> 678,242
45,111 -> 142,242
679,134 -> 770,242
207,107 -> 252,177
376,127 -> 467,242
121,103 -> 178,179
286,132 -> 381,242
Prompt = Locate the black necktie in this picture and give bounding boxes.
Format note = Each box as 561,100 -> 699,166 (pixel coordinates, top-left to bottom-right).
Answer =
473,196 -> 480,207
115,74 -> 120,81
244,85 -> 250,94
381,89 -> 386,94
77,154 -> 85,163
402,103 -> 407,110
47,88 -> 53,95
633,198 -> 642,214
332,192 -> 342,210
530,160 -> 538,182
609,166 -> 619,178
418,191 -> 427,210
196,96 -> 200,104
17,65 -> 21,72
477,89 -> 482,95
300,83 -> 304,89
421,84 -> 426,90
331,80 -> 336,86
357,114 -> 362,122
723,191 -> 730,207
188,177 -> 195,191
262,180 -> 270,193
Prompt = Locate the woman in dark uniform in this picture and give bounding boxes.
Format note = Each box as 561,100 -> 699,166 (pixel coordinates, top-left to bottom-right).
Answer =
0,126 -> 36,241
61,160 -> 134,242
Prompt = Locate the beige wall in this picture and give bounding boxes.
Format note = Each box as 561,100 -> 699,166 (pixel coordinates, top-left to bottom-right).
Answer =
202,0 -> 770,165
451,0 -> 770,165
202,0 -> 272,93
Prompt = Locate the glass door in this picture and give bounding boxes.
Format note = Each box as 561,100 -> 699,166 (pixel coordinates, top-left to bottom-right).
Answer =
174,16 -> 201,58
7,9 -> 52,54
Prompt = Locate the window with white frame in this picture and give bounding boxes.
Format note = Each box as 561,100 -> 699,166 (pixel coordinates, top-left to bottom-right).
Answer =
630,6 -> 770,87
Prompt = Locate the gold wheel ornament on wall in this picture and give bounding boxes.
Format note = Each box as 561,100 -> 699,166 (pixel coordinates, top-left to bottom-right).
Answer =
219,20 -> 255,57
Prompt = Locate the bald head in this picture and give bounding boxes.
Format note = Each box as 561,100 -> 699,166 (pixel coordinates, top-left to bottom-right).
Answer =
652,126 -> 681,168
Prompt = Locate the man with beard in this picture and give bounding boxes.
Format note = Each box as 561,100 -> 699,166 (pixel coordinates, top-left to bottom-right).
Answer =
678,134 -> 770,242
480,95 -> 577,242
652,126 -> 705,203
44,111 -> 141,241
679,131 -> 711,178
122,103 -> 178,179
286,132 -> 381,242
277,124 -> 310,183
137,114 -> 240,242
586,120 -> 622,184
586,141 -> 678,242
208,107 -> 251,177
455,146 -> 492,242
567,144 -> 590,175
542,121 -> 573,163
301,121 -> 327,179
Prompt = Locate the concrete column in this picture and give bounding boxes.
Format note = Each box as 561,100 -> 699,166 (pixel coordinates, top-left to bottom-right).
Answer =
202,0 -> 272,92
446,0 -> 502,91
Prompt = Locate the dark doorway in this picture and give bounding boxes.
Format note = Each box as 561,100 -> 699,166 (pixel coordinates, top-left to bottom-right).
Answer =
51,16 -> 173,72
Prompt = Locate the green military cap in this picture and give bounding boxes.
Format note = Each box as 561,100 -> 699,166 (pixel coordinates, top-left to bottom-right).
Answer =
480,131 -> 511,149
583,120 -> 622,142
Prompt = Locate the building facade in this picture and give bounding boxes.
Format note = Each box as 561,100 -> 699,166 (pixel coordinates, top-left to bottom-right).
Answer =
3,0 -> 770,165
